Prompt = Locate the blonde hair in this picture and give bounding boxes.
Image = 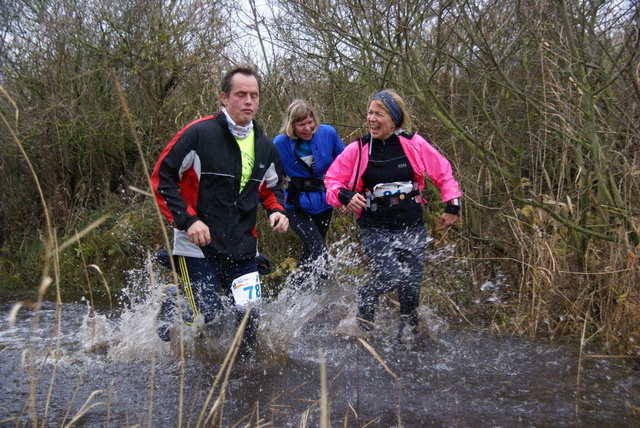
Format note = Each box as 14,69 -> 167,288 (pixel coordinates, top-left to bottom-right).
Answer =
279,99 -> 318,139
369,89 -> 411,131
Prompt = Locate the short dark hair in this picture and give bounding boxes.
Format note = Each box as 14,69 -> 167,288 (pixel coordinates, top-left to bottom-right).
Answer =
220,65 -> 262,95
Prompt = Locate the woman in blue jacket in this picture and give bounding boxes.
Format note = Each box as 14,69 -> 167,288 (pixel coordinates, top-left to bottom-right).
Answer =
273,100 -> 345,283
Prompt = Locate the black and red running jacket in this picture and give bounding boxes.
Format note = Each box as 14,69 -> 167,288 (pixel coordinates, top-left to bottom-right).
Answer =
151,112 -> 285,261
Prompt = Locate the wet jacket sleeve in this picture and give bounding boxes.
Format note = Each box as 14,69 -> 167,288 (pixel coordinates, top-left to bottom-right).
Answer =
151,123 -> 203,231
413,134 -> 462,203
259,145 -> 286,215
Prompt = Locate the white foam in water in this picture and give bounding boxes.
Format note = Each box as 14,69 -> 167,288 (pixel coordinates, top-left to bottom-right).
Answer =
76,288 -> 174,362
76,238 -> 452,363
252,240 -> 362,357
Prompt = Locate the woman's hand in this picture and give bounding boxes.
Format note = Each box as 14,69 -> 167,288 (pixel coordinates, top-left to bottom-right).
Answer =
344,193 -> 367,213
437,213 -> 458,230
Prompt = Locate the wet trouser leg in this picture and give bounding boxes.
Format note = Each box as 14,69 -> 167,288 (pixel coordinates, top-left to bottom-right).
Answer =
211,257 -> 261,351
158,255 -> 259,347
358,226 -> 428,325
176,255 -> 258,323
176,255 -> 224,324
287,208 -> 333,273
397,246 -> 425,325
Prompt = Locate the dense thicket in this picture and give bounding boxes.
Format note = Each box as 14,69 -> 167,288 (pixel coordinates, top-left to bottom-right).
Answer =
1,0 -> 638,354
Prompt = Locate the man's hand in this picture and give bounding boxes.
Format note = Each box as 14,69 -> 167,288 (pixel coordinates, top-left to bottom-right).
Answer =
187,220 -> 211,246
269,212 -> 289,233
437,213 -> 458,230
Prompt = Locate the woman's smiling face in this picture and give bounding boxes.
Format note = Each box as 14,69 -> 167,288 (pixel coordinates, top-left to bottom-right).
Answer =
294,115 -> 317,141
367,100 -> 395,140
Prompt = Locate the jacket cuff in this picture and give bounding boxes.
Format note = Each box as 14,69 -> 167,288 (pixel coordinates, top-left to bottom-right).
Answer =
338,188 -> 357,206
444,199 -> 460,215
267,207 -> 285,216
179,215 -> 200,231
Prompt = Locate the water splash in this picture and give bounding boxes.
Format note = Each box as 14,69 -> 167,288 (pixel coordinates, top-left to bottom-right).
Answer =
1,240 -> 639,426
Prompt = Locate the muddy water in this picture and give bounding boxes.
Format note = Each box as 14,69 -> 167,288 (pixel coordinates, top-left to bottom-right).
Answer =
1,273 -> 639,427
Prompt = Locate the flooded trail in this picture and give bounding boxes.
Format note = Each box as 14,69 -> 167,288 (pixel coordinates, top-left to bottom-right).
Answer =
1,273 -> 639,427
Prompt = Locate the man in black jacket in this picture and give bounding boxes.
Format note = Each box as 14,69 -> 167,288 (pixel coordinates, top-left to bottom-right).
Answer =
151,65 -> 288,345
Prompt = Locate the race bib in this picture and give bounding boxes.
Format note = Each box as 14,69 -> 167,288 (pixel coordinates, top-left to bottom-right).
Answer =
372,181 -> 414,198
300,154 -> 314,169
231,271 -> 261,307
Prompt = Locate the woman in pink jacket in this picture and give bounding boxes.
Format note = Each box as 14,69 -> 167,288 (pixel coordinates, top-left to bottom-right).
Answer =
325,89 -> 462,335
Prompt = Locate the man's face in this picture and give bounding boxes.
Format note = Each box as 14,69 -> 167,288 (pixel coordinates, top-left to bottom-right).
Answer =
220,73 -> 259,126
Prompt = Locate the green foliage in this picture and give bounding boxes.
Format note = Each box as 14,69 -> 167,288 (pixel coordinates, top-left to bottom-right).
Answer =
0,236 -> 45,292
0,194 -> 165,298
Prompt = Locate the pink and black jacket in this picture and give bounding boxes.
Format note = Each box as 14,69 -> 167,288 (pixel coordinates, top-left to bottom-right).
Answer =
325,132 -> 462,216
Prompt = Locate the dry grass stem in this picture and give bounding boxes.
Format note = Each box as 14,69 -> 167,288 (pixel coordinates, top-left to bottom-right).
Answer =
357,339 -> 396,380
110,68 -> 188,425
62,390 -> 107,428
197,306 -> 251,427
127,185 -> 154,198
319,348 -> 329,428
88,264 -> 113,308
57,214 -> 111,253
146,252 -> 157,428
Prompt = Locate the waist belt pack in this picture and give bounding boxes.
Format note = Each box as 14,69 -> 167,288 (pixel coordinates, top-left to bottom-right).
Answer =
286,176 -> 326,208
370,190 -> 421,209
366,181 -> 421,211
287,177 -> 326,194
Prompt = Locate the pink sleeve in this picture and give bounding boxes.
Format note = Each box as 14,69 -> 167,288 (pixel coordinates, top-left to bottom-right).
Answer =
324,143 -> 359,207
415,135 -> 462,203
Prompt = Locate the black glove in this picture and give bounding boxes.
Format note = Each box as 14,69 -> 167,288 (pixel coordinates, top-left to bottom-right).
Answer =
338,188 -> 359,206
255,253 -> 272,276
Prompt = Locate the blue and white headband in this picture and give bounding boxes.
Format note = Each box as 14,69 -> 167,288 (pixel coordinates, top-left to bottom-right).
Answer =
372,92 -> 403,126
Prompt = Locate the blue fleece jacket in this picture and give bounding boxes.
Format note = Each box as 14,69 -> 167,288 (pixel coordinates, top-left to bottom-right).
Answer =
273,124 -> 345,214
